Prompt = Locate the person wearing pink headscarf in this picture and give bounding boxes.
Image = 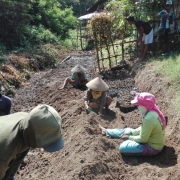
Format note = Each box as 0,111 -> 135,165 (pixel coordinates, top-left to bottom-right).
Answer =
99,92 -> 166,156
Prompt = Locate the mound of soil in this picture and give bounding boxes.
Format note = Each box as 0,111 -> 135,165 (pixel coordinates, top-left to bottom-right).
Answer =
12,55 -> 180,180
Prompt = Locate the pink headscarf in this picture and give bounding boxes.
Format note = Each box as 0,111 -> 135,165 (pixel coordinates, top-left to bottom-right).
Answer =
131,92 -> 166,129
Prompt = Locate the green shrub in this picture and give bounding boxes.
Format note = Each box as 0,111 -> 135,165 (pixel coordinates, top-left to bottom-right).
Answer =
26,25 -> 60,45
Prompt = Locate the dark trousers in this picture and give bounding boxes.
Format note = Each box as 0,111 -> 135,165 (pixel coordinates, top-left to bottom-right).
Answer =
157,28 -> 170,53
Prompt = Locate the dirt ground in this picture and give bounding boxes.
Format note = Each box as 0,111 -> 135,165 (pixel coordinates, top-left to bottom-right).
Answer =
12,53 -> 180,180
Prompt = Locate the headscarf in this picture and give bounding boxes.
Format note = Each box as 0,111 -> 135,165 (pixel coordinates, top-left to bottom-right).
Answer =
131,92 -> 166,129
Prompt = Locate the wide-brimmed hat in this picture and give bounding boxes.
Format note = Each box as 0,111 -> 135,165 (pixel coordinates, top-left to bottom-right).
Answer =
166,0 -> 172,5
86,77 -> 109,91
71,64 -> 87,73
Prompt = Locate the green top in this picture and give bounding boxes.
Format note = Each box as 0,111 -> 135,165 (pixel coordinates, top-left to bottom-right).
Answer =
0,104 -> 62,179
129,111 -> 165,150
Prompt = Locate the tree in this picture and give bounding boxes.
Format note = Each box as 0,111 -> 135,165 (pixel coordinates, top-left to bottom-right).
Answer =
58,0 -> 97,16
0,0 -> 34,48
29,0 -> 77,39
0,0 -> 77,49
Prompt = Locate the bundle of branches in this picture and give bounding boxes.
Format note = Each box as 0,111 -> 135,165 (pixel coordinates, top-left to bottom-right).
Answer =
89,12 -> 113,46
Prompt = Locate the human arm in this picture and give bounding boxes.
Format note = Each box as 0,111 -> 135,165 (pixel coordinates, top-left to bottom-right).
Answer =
137,26 -> 144,43
158,12 -> 173,23
99,92 -> 106,114
84,90 -> 91,110
128,116 -> 154,143
124,126 -> 141,135
121,126 -> 141,140
131,126 -> 141,135
156,10 -> 169,19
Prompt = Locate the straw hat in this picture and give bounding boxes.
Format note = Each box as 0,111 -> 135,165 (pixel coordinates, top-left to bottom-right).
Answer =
86,77 -> 109,91
71,64 -> 87,73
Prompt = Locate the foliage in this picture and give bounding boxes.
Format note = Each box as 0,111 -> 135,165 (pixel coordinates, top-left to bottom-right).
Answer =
59,29 -> 78,49
152,52 -> 180,113
155,53 -> 180,86
89,13 -> 113,43
88,12 -> 117,70
26,25 -> 60,44
29,0 -> 77,40
0,0 -> 77,50
58,0 -> 97,16
106,0 -> 179,33
0,0 -> 33,48
0,44 -> 8,57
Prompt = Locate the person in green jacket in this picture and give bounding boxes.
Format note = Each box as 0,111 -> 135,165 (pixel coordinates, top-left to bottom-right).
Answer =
99,92 -> 166,156
0,104 -> 64,180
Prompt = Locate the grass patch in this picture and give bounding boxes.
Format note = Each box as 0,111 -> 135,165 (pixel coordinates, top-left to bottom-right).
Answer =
151,53 -> 180,113
60,29 -> 78,49
153,53 -> 180,86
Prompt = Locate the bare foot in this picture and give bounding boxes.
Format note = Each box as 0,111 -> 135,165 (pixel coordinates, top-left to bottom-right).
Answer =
99,124 -> 106,135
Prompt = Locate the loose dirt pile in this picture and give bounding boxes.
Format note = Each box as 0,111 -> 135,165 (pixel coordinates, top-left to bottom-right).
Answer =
12,55 -> 180,180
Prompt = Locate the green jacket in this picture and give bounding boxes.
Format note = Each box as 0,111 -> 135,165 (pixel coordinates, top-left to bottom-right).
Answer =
0,104 -> 62,180
129,111 -> 165,150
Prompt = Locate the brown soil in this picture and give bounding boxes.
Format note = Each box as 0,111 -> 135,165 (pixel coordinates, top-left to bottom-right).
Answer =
12,55 -> 180,180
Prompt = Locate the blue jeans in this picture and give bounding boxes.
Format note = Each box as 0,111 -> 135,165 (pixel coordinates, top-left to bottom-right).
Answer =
119,140 -> 143,155
106,128 -> 162,156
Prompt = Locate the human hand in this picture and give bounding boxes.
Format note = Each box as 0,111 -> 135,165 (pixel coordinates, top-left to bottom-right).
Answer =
85,101 -> 90,110
130,90 -> 137,95
121,134 -> 129,140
